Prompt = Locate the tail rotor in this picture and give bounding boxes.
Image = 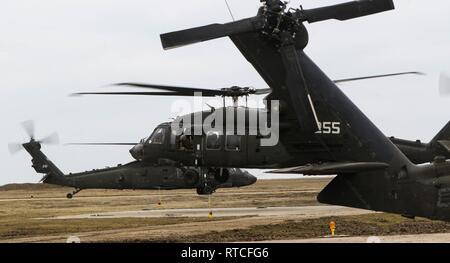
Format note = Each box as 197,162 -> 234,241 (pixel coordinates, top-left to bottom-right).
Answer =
8,120 -> 59,154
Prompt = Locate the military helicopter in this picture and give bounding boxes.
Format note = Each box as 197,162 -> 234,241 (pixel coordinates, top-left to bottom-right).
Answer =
76,80 -> 450,167
75,0 -> 450,221
8,121 -> 257,198
74,5 -> 449,169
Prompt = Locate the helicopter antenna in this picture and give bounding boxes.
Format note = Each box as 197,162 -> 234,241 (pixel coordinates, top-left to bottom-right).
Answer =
224,0 -> 235,21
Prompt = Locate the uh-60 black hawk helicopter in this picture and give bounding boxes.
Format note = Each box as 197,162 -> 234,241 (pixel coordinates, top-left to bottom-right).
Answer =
9,121 -> 257,198
75,0 -> 450,221
77,76 -> 450,168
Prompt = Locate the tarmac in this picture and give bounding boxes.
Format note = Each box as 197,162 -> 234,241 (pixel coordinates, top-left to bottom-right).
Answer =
50,205 -> 376,220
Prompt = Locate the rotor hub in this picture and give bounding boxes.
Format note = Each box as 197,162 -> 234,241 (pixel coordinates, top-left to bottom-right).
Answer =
220,86 -> 255,97
259,1 -> 309,49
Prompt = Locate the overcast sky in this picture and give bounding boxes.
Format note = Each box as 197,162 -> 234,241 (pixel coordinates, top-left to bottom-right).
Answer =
1,0 -> 449,185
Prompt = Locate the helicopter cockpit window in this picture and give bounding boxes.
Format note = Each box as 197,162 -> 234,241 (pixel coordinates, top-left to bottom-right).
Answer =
206,131 -> 222,150
147,127 -> 166,145
177,128 -> 194,151
226,135 -> 241,151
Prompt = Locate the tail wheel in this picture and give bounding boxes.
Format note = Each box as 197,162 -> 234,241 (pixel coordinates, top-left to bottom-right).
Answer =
66,188 -> 81,199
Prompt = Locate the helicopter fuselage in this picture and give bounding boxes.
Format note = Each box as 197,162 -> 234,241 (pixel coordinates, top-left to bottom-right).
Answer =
131,106 -> 343,169
131,105 -> 450,169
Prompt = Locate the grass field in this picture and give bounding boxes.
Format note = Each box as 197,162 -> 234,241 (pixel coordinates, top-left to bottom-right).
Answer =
1,178 -> 450,243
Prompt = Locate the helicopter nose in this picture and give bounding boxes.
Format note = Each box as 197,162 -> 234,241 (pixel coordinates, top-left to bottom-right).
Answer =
247,172 -> 257,185
239,170 -> 257,186
129,144 -> 144,160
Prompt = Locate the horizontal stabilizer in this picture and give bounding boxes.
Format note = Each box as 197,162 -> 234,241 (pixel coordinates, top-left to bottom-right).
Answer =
438,140 -> 450,153
268,162 -> 389,175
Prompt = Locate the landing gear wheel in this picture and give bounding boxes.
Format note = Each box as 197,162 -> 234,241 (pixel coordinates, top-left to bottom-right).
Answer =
196,187 -> 205,195
66,188 -> 81,199
196,186 -> 215,195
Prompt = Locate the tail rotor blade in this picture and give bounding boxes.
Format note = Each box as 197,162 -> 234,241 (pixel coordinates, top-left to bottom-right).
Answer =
440,72 -> 450,97
21,120 -> 35,139
39,132 -> 60,145
8,143 -> 23,155
10,121 -> 59,156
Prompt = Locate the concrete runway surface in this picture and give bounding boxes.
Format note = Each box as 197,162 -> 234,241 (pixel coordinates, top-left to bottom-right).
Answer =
50,205 -> 376,220
0,190 -> 318,203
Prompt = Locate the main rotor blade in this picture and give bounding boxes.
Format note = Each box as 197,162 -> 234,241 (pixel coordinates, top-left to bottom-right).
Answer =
302,0 -> 395,23
66,143 -> 137,146
72,92 -> 218,97
114,83 -> 227,96
160,17 -> 262,50
21,120 -> 35,139
75,83 -> 271,98
334,71 -> 425,84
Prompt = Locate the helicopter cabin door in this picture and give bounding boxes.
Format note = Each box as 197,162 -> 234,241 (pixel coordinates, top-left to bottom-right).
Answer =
223,133 -> 247,166
203,131 -> 247,167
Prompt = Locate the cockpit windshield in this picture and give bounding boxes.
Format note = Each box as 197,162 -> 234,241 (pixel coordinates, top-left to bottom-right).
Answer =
146,127 -> 166,144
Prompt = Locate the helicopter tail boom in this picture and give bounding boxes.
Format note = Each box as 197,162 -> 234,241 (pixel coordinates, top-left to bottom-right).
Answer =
389,121 -> 450,164
22,141 -> 68,186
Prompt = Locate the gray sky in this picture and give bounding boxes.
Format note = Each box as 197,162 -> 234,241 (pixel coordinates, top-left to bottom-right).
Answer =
1,0 -> 449,185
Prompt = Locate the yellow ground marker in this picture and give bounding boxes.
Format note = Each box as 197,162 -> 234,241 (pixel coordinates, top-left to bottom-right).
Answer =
155,187 -> 163,209
329,221 -> 336,236
208,194 -> 214,219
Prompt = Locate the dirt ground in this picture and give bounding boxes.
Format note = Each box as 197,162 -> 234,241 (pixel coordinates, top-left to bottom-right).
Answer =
1,178 -> 450,243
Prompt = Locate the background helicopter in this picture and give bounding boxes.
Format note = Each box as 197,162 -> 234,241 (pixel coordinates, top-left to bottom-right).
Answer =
9,121 -> 257,198
75,0 -> 450,221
